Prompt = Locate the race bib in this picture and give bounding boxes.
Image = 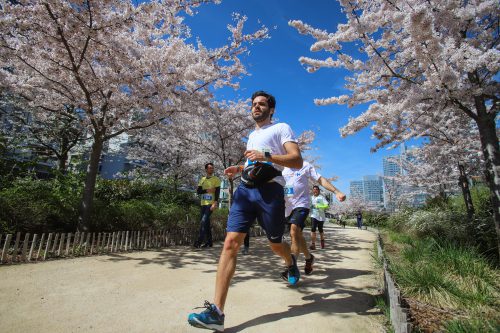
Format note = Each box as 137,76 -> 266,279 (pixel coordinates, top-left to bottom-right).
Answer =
284,185 -> 294,197
312,208 -> 319,216
202,194 -> 213,201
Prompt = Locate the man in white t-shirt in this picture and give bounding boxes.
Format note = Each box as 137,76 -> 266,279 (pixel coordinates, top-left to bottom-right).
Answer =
283,161 -> 346,275
188,91 -> 303,332
309,183 -> 346,249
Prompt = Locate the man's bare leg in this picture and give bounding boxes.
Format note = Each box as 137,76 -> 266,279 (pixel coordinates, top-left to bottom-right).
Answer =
269,241 -> 293,266
290,224 -> 311,259
214,232 -> 246,311
310,231 -> 317,249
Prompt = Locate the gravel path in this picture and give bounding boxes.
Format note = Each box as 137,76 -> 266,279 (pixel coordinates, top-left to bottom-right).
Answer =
0,224 -> 384,333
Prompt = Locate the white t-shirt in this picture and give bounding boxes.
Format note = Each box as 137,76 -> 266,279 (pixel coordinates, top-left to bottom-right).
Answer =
246,122 -> 297,186
310,194 -> 329,221
283,161 -> 321,217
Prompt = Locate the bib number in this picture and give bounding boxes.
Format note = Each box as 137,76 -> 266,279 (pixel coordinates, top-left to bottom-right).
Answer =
284,185 -> 294,197
202,194 -> 213,201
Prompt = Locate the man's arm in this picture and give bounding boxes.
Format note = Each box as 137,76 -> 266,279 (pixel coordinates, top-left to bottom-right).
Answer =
318,176 -> 346,202
210,186 -> 221,211
243,141 -> 303,169
214,187 -> 221,201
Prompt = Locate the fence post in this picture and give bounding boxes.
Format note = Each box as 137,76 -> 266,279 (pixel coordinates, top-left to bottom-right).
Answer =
1,234 -> 12,264
66,233 -> 72,256
36,233 -> 45,261
51,233 -> 59,253
57,233 -> 66,257
91,233 -> 96,255
44,233 -> 53,260
106,233 -> 111,252
84,233 -> 90,255
124,231 -> 129,251
79,232 -> 85,250
28,234 -> 38,261
21,233 -> 30,262
72,232 -> 79,253
12,232 -> 21,262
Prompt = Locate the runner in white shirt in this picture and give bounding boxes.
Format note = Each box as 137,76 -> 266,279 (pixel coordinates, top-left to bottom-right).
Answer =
283,161 -> 346,275
188,91 -> 303,332
309,183 -> 346,249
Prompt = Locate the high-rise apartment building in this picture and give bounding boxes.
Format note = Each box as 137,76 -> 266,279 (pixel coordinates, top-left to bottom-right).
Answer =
349,176 -> 384,209
349,180 -> 364,200
363,175 -> 384,207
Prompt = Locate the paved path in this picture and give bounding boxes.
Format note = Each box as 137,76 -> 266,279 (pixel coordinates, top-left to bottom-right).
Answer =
0,224 -> 384,333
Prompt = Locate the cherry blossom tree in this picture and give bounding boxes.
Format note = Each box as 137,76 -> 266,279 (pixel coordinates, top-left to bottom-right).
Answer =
384,120 -> 483,214
0,1 -> 268,230
126,123 -> 202,189
129,98 -> 253,199
290,0 -> 500,254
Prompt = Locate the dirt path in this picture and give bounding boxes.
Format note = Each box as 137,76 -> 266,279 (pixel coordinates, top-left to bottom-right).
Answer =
0,224 -> 384,333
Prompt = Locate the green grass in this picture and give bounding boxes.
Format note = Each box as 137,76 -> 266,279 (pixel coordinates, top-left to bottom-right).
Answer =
374,295 -> 394,333
382,231 -> 500,330
444,318 -> 500,333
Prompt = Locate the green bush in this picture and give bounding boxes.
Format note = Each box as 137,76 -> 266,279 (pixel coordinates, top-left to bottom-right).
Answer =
385,208 -> 415,232
363,211 -> 389,228
405,209 -> 468,241
0,174 -> 208,233
0,176 -> 81,233
383,186 -> 498,263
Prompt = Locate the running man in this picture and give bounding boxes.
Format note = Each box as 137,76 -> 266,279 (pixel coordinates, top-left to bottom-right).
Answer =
188,91 -> 303,332
282,161 -> 346,277
310,184 -> 345,250
194,163 -> 221,248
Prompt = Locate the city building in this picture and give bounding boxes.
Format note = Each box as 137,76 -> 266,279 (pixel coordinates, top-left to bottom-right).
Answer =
349,176 -> 384,210
349,180 -> 364,200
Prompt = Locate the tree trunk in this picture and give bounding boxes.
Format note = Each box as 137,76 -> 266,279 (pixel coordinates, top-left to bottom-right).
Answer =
458,163 -> 474,220
475,100 -> 500,259
77,136 -> 104,232
58,135 -> 69,173
58,152 -> 67,173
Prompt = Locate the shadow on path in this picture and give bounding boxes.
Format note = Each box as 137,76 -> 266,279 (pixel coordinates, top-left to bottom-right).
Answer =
225,288 -> 377,332
102,225 -> 374,290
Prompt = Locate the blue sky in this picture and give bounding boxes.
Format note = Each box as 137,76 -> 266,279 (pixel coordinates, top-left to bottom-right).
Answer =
184,0 -> 400,194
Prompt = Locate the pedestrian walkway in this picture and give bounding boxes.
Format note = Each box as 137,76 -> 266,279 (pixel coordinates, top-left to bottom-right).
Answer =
0,224 -> 384,333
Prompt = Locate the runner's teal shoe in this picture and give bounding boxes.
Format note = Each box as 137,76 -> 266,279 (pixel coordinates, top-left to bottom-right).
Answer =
188,301 -> 224,332
287,254 -> 300,285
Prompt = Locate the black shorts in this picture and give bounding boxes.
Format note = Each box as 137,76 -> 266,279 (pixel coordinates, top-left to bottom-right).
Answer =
286,208 -> 310,231
311,218 -> 324,233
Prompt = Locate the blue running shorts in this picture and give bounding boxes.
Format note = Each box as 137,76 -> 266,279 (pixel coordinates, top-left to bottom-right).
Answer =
227,182 -> 286,243
286,207 -> 310,231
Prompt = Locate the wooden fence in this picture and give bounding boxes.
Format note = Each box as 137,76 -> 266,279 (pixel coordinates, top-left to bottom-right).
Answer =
377,234 -> 412,333
0,225 -> 266,265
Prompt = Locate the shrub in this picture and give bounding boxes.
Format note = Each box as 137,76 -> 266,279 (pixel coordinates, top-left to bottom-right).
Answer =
0,174 -> 208,233
0,176 -> 80,233
363,211 -> 389,228
385,208 -> 415,232
405,209 -> 468,241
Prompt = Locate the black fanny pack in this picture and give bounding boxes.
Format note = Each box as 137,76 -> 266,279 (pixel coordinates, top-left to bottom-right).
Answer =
241,162 -> 282,188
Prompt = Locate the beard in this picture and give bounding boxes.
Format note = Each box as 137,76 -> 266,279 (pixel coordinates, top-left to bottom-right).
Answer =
252,109 -> 271,122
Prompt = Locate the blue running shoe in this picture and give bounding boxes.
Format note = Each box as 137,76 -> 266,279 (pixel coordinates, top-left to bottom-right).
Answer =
287,254 -> 300,285
188,300 -> 224,332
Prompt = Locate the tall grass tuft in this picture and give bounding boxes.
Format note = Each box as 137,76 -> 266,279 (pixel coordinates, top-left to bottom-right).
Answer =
384,232 -> 500,327
444,318 -> 500,333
